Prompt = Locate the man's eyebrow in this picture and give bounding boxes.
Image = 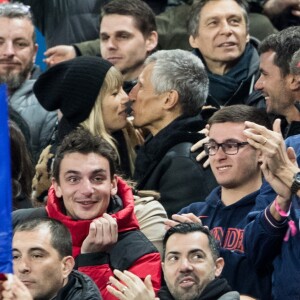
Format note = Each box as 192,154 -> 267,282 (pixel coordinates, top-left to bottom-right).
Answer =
189,248 -> 206,256
208,138 -> 242,143
100,30 -> 132,35
91,169 -> 107,175
12,247 -> 48,253
166,251 -> 180,256
64,169 -> 107,175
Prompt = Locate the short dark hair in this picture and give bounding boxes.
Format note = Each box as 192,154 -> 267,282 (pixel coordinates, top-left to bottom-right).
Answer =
52,128 -> 118,183
101,0 -> 156,38
163,223 -> 220,261
14,218 -> 72,259
208,104 -> 272,129
188,0 -> 249,38
0,2 -> 36,43
259,26 -> 300,77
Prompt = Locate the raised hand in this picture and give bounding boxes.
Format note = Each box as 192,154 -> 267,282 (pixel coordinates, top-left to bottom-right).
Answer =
81,213 -> 118,253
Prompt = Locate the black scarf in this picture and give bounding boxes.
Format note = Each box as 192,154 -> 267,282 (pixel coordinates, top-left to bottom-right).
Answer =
193,43 -> 254,107
158,278 -> 232,300
133,114 -> 206,181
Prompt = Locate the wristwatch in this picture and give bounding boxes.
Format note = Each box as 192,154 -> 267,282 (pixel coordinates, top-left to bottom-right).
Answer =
291,171 -> 300,194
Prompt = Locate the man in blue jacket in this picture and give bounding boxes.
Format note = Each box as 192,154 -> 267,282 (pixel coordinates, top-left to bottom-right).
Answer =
166,105 -> 274,299
243,118 -> 300,300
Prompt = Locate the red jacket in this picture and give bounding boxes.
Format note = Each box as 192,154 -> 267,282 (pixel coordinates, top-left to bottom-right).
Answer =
46,177 -> 161,299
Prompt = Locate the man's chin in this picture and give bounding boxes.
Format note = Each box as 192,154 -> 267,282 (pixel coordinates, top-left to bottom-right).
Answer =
172,287 -> 199,300
0,72 -> 25,90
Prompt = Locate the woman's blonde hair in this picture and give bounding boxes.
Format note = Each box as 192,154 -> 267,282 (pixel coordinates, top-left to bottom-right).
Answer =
80,67 -> 141,176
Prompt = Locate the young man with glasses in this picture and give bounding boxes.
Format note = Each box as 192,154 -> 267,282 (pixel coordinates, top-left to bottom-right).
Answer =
166,105 -> 274,299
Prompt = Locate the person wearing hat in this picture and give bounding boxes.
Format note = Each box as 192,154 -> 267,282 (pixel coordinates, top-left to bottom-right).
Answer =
31,56 -> 142,205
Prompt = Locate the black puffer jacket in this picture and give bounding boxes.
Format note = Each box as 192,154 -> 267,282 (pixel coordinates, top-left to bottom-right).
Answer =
55,270 -> 102,300
134,114 -> 218,216
14,0 -> 108,48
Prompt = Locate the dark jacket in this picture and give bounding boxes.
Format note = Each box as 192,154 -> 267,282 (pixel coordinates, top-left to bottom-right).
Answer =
158,278 -> 239,300
134,114 -> 218,216
193,39 -> 265,109
13,178 -> 161,300
179,186 -> 274,299
9,80 -> 57,162
15,0 -> 108,48
244,135 -> 300,300
55,270 -> 102,300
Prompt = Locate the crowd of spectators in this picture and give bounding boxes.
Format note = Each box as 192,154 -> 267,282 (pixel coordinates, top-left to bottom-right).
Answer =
1,1 -> 300,299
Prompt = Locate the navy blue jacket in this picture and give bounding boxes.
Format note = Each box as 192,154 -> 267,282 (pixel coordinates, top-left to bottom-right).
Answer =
244,135 -> 300,300
179,186 -> 274,299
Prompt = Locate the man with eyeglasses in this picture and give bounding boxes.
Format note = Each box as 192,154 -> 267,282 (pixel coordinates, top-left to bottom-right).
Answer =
166,105 -> 275,299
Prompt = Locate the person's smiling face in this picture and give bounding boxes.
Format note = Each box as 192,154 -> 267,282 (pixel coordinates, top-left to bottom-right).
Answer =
53,152 -> 117,220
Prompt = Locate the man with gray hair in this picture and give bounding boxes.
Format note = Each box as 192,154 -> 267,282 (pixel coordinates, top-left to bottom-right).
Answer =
0,2 -> 57,162
130,49 -> 217,216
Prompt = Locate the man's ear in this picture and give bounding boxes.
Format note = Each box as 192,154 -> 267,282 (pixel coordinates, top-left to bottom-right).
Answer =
61,256 -> 75,279
246,33 -> 250,43
111,175 -> 118,196
189,35 -> 198,49
287,74 -> 300,91
161,262 -> 165,273
214,257 -> 224,277
164,90 -> 179,110
32,43 -> 38,63
146,31 -> 158,52
52,177 -> 62,198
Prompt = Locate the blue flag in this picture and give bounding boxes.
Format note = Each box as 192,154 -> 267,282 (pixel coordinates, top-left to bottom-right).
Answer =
0,84 -> 13,275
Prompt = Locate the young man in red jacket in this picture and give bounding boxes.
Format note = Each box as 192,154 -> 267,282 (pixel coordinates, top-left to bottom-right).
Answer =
13,129 -> 161,300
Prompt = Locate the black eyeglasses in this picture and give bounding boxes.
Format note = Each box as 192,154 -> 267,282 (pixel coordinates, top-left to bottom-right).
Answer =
204,141 -> 249,156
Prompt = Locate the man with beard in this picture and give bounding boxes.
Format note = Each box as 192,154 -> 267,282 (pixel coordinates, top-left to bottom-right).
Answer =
160,223 -> 239,300
106,223 -> 239,300
0,3 -> 57,162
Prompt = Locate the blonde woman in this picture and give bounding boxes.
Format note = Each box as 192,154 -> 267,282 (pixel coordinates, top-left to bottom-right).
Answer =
32,56 -> 141,205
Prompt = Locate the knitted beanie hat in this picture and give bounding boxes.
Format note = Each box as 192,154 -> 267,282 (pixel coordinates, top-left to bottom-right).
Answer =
33,56 -> 113,127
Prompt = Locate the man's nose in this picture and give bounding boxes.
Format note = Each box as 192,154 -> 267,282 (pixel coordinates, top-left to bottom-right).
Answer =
1,41 -> 15,57
179,258 -> 193,272
15,258 -> 31,274
81,179 -> 94,195
128,84 -> 138,101
219,21 -> 233,35
254,75 -> 263,91
213,145 -> 228,159
106,37 -> 117,49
